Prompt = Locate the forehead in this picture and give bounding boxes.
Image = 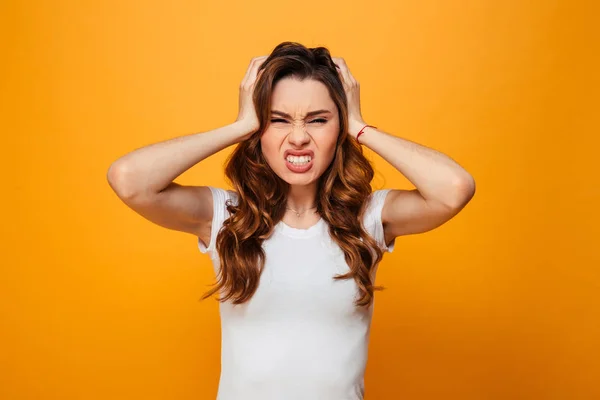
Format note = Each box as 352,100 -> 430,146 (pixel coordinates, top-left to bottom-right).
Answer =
271,77 -> 335,113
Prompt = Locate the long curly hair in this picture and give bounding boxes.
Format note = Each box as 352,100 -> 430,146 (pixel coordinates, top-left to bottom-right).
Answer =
201,41 -> 385,307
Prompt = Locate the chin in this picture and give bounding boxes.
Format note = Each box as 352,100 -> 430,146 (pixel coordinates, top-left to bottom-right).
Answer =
278,169 -> 320,186
286,177 -> 317,187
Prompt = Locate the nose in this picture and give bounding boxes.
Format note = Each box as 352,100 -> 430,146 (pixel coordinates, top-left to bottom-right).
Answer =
287,121 -> 311,146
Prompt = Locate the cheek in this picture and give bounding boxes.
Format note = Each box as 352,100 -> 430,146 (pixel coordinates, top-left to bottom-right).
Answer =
321,145 -> 338,166
260,134 -> 280,166
317,132 -> 340,162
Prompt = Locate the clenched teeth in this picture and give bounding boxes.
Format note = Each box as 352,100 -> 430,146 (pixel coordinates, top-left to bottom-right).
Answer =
286,155 -> 312,164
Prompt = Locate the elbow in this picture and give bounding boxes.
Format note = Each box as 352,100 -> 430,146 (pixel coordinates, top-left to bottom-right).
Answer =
107,162 -> 140,200
447,174 -> 476,210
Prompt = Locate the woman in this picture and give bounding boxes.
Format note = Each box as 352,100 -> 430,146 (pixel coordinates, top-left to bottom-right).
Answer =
107,41 -> 475,400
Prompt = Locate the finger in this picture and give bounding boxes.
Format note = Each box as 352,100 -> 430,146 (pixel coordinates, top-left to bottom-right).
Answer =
242,57 -> 262,85
241,59 -> 255,85
346,68 -> 358,85
339,60 -> 357,85
332,57 -> 349,77
332,57 -> 344,80
242,56 -> 268,86
253,67 -> 266,86
333,58 -> 353,87
332,57 -> 344,72
252,56 -> 268,78
251,56 -> 269,84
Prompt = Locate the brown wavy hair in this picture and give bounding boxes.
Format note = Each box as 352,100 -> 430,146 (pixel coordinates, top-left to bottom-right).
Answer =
201,41 -> 385,307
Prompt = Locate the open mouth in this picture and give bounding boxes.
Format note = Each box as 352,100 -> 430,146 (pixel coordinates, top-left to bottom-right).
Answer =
284,152 -> 314,173
286,155 -> 312,166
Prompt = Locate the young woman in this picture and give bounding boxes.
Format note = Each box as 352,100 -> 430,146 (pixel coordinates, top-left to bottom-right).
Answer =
107,42 -> 476,400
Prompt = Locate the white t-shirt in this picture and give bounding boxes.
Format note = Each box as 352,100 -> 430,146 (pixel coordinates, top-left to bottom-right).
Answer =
197,187 -> 395,400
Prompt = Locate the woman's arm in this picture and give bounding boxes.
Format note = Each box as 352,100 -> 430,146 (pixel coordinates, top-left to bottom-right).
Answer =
106,56 -> 267,240
106,122 -> 255,241
332,57 -> 475,242
350,121 -> 475,209
351,123 -> 476,240
107,121 -> 253,199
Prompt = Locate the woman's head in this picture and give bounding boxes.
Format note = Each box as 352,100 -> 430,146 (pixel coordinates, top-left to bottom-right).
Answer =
260,76 -> 340,187
253,43 -> 348,187
202,42 -> 384,307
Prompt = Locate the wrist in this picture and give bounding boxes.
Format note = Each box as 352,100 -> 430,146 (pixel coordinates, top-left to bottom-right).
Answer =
348,119 -> 368,138
231,120 -> 259,140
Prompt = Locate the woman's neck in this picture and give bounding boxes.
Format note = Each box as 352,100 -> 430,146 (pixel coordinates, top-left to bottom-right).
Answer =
283,183 -> 321,228
286,182 -> 318,211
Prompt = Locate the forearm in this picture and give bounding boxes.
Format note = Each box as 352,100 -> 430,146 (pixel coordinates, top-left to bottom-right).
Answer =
107,121 -> 254,198
356,125 -> 475,207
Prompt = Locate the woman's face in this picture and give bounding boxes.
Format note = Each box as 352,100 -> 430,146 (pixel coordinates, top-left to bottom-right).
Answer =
260,77 -> 340,187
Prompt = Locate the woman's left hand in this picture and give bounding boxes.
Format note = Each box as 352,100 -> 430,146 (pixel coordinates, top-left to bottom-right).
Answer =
332,57 -> 368,138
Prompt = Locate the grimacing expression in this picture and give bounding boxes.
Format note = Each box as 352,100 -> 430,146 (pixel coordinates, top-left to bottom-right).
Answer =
260,77 -> 340,186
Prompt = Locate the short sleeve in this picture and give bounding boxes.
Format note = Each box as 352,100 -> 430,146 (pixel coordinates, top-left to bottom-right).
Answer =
197,186 -> 238,257
362,189 -> 395,253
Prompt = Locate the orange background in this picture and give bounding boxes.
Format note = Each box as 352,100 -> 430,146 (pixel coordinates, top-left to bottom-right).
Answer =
2,0 -> 599,399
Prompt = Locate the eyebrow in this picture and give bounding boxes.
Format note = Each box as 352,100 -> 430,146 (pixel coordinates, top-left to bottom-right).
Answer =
271,109 -> 332,118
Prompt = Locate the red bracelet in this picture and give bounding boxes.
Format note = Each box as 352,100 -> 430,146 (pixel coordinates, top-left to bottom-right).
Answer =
356,124 -> 376,144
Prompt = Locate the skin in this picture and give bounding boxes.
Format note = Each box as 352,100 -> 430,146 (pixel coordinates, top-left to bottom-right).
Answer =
260,77 -> 340,227
108,54 -> 474,250
258,56 -> 475,239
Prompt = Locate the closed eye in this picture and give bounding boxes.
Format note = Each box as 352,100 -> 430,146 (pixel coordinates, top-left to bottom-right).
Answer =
269,118 -> 328,124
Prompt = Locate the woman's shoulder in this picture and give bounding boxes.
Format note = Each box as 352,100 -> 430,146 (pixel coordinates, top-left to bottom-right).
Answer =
363,189 -> 395,252
206,186 -> 239,208
364,189 -> 392,216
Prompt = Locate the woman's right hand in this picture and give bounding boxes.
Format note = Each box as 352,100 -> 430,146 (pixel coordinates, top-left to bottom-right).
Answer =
235,56 -> 268,138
